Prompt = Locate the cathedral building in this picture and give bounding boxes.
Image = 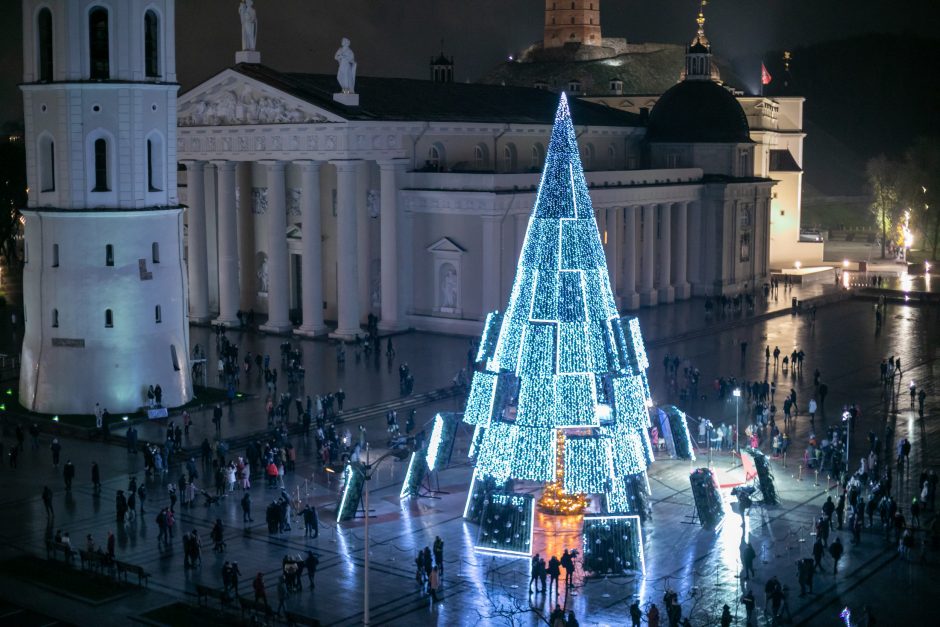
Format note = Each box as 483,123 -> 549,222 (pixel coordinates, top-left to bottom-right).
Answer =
176,2 -> 774,337
485,1 -> 821,268
18,0 -> 192,413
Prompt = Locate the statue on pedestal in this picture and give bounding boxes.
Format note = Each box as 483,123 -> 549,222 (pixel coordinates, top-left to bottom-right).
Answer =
335,38 -> 357,94
239,0 -> 257,51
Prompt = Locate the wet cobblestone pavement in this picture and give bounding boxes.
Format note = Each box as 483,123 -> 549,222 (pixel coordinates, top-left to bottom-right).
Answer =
0,295 -> 936,626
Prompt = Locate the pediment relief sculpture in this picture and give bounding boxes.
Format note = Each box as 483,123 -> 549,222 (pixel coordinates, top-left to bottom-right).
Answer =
180,81 -> 329,127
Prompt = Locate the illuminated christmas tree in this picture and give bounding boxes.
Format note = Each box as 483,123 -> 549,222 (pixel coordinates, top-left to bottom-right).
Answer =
464,94 -> 655,518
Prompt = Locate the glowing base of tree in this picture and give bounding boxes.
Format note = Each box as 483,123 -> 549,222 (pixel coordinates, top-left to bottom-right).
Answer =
538,430 -> 588,515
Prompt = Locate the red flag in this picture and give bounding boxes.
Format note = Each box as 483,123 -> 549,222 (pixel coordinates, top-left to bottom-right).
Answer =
761,63 -> 772,85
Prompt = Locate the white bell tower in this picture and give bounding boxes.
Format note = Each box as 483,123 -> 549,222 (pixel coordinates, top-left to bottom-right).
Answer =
19,0 -> 193,414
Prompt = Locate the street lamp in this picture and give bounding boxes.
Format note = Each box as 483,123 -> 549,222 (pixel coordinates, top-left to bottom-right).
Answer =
733,388 -> 742,457
842,411 -> 852,471
361,447 -> 410,626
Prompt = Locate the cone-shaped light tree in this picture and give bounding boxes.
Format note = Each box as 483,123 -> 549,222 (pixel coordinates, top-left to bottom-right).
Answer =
464,94 -> 655,517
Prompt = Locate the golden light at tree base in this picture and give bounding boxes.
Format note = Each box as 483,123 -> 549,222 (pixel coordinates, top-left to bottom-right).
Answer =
538,430 -> 588,515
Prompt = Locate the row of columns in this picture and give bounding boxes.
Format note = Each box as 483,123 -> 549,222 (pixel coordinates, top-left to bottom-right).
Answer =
182,158 -> 407,339
616,202 -> 694,309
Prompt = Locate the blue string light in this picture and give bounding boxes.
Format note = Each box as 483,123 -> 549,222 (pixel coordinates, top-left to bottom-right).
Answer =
464,93 -> 654,514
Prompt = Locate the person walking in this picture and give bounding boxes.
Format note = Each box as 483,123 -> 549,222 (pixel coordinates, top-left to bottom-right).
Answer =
829,537 -> 844,575
91,462 -> 101,494
428,565 -> 441,604
302,504 -> 318,538
433,535 -> 444,576
560,548 -> 574,589
741,589 -> 756,626
63,460 -> 75,491
304,551 -> 318,589
211,519 -> 225,552
629,600 -> 642,627
253,572 -> 268,605
42,486 -> 54,519
241,492 -> 253,523
275,574 -> 289,616
547,555 -> 561,597
50,438 -> 61,469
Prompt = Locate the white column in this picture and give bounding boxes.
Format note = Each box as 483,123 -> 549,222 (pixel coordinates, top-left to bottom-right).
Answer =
657,202 -> 674,303
721,200 -> 735,293
378,159 -> 408,330
331,160 -> 362,339
295,160 -> 328,337
212,160 -> 240,326
356,161 -> 370,326
604,208 -> 619,292
236,161 -> 255,311
674,201 -> 691,299
481,215 -> 501,314
183,160 -> 210,322
259,160 -> 292,333
640,204 -> 657,306
688,200 -> 702,289
515,212 -> 528,262
621,206 -> 639,310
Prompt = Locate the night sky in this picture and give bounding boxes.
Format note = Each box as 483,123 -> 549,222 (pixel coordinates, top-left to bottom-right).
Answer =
1,0 -> 938,123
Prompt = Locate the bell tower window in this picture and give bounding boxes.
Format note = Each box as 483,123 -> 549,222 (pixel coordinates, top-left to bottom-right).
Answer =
144,10 -> 160,78
37,8 -> 53,82
89,7 -> 110,80
93,138 -> 109,191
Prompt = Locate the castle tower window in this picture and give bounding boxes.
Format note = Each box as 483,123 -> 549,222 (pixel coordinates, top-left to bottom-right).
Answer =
89,7 -> 110,80
144,10 -> 160,78
37,8 -> 53,82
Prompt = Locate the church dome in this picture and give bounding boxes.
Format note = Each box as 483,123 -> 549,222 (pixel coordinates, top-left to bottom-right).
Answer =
646,80 -> 750,143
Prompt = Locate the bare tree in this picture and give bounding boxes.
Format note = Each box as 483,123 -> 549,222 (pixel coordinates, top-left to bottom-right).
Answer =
866,155 -> 900,259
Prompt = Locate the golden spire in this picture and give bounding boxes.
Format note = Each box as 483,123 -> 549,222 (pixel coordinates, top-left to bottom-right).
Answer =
691,0 -> 710,48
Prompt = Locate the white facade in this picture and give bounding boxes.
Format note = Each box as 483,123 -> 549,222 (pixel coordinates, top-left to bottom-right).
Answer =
19,0 -> 192,413
176,66 -> 772,337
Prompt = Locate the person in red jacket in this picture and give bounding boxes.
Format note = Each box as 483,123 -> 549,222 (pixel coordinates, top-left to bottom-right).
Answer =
253,572 -> 267,605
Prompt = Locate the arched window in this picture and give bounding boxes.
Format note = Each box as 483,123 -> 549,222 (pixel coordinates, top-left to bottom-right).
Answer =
608,144 -> 617,169
152,242 -> 160,263
427,144 -> 444,171
144,10 -> 160,77
37,8 -> 53,82
147,134 -> 164,191
105,244 -> 114,266
530,143 -> 545,171
52,243 -> 59,267
89,7 -> 109,79
473,144 -> 488,170
52,308 -> 59,328
93,137 -> 109,191
154,305 -> 162,323
581,143 -> 594,170
502,143 -> 517,172
105,308 -> 113,328
39,134 -> 55,192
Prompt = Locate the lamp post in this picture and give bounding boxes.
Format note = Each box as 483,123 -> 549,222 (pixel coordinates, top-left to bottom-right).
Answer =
842,411 -> 852,472
361,447 -> 409,626
733,388 -> 742,457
